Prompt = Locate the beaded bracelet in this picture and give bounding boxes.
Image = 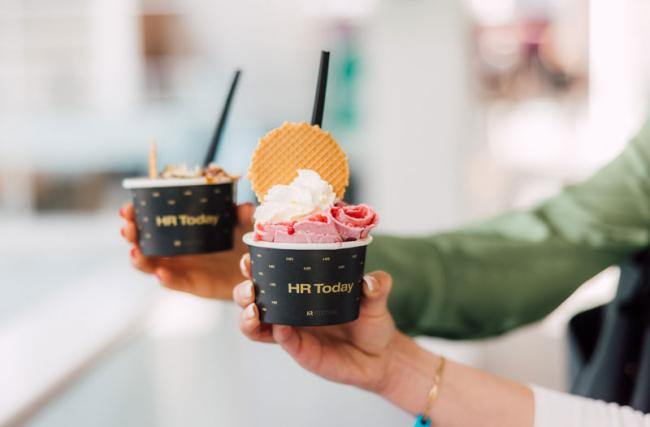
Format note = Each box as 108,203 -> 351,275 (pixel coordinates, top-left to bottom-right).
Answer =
413,356 -> 446,427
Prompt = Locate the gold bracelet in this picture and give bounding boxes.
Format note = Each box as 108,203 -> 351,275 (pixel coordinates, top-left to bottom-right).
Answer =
417,356 -> 446,425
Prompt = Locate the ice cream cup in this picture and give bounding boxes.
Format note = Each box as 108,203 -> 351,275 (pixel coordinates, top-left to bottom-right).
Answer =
123,177 -> 237,256
243,232 -> 372,326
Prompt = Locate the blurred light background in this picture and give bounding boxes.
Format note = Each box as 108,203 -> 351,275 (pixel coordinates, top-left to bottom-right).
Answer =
1,0 -> 650,426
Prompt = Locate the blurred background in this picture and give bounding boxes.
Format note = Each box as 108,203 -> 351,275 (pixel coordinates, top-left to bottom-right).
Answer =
2,0 -> 650,425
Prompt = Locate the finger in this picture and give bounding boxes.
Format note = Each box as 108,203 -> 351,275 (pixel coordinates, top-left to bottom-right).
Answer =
232,280 -> 255,308
120,203 -> 136,221
273,325 -> 322,371
236,203 -> 255,229
155,267 -> 188,291
239,253 -> 251,279
273,325 -> 302,357
359,271 -> 393,318
130,246 -> 157,274
239,303 -> 275,343
122,220 -> 138,244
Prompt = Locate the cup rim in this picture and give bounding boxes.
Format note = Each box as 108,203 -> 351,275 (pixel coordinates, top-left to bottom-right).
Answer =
122,176 -> 237,189
243,232 -> 372,250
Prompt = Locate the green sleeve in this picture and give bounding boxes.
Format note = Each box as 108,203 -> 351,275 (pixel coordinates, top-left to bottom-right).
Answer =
367,121 -> 650,339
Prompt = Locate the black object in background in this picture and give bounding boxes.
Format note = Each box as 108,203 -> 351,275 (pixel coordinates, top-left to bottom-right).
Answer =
203,69 -> 242,167
569,249 -> 650,412
311,51 -> 330,128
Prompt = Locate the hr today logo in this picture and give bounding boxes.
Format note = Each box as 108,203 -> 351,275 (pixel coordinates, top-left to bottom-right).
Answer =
288,282 -> 355,294
155,214 -> 220,227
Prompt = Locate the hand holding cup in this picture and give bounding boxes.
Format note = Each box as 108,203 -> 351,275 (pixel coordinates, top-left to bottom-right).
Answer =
120,202 -> 254,300
234,255 -> 400,393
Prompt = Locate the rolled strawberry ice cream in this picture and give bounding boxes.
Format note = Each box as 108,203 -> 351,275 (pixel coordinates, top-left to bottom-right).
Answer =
253,169 -> 378,244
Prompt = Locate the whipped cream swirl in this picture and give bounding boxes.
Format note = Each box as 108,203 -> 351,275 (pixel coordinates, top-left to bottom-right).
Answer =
254,169 -> 336,223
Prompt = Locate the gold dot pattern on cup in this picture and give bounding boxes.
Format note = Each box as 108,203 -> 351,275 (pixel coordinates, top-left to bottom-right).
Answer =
131,183 -> 236,255
250,247 -> 368,325
261,307 -> 267,312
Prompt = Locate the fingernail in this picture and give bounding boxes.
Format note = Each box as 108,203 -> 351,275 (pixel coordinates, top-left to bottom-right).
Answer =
119,208 -> 125,217
364,275 -> 378,293
154,272 -> 161,281
120,228 -> 125,237
243,281 -> 253,299
245,304 -> 256,319
130,247 -> 137,258
239,256 -> 248,277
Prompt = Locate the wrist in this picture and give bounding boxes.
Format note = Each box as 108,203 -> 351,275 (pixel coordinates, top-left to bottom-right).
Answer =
378,333 -> 440,415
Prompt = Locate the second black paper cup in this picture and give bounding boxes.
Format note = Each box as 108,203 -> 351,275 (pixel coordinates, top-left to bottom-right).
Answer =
243,232 -> 372,326
123,177 -> 237,257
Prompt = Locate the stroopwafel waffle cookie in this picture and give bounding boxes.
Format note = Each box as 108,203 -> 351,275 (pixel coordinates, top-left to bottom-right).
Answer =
248,122 -> 349,201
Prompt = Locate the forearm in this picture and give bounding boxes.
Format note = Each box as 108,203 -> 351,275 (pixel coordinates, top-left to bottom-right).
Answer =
380,333 -> 534,427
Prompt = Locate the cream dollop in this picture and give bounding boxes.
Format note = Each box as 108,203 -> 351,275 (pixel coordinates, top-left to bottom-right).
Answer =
254,169 -> 336,223
159,163 -> 234,181
160,164 -> 203,178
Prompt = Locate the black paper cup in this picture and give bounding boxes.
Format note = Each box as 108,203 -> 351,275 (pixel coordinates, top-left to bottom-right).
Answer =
122,177 -> 237,257
243,232 -> 372,326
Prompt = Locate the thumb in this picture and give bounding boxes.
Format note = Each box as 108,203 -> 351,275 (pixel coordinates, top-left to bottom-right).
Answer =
359,271 -> 393,318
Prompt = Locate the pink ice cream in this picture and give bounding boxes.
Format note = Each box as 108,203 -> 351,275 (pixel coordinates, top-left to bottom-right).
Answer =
330,203 -> 378,240
252,170 -> 378,244
255,214 -> 342,243
254,204 -> 378,243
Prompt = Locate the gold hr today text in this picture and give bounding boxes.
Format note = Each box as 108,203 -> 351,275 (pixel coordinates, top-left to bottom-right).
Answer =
155,214 -> 219,227
288,283 -> 355,294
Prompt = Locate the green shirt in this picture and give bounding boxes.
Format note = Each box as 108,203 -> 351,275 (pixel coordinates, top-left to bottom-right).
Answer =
367,120 -> 650,339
